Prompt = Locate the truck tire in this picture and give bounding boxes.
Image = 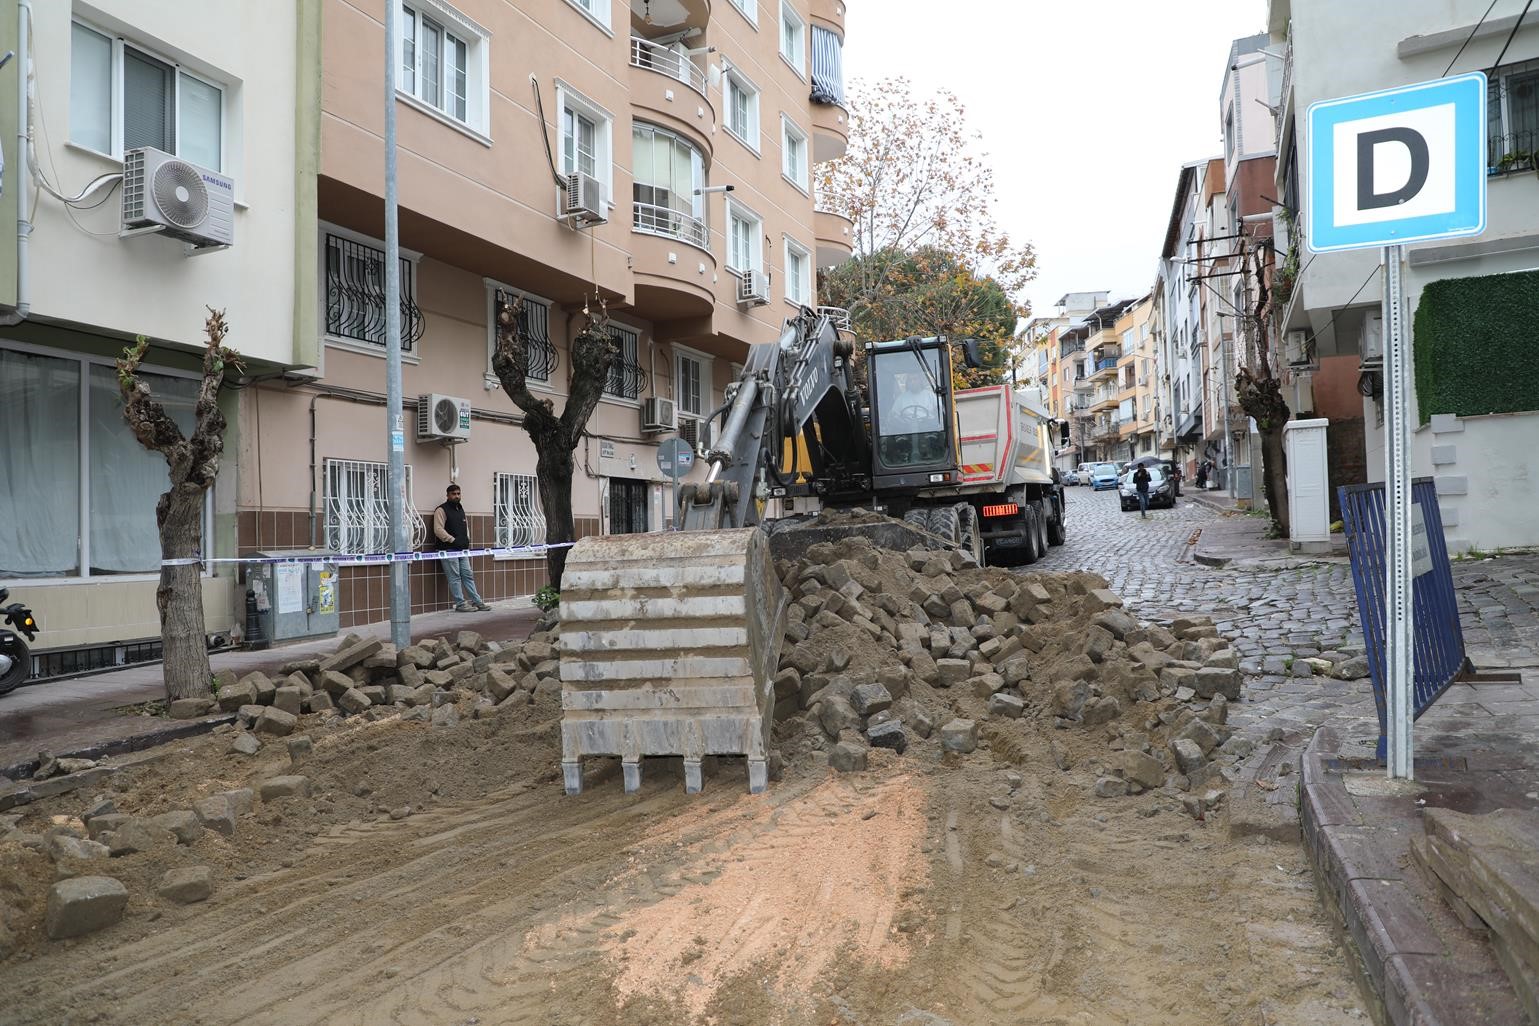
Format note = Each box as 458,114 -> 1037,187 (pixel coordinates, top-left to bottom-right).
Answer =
1047,495 -> 1067,546
902,508 -> 931,534
957,505 -> 984,566
927,505 -> 961,550
1019,504 -> 1041,565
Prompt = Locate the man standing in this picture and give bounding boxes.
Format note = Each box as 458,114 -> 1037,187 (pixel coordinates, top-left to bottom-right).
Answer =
1132,464 -> 1152,519
433,484 -> 490,612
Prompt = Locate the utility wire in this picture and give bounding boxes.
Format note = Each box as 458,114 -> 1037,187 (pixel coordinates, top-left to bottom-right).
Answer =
1488,0 -> 1533,71
1445,0 -> 1502,75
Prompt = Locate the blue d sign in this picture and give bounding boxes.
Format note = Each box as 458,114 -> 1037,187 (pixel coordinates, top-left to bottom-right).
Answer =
1305,73 -> 1487,253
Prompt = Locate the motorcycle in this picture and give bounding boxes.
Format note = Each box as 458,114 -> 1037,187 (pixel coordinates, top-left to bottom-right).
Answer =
0,587 -> 39,695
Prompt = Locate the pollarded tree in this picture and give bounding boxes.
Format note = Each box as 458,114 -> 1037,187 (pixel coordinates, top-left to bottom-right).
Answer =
118,309 -> 239,702
491,295 -> 616,592
1238,237 -> 1291,537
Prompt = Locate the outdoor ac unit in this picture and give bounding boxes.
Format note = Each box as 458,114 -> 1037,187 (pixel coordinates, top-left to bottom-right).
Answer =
737,269 -> 771,307
1360,311 -> 1383,367
563,172 -> 606,226
416,394 -> 472,441
641,396 -> 677,434
678,416 -> 713,456
121,147 -> 235,248
1284,330 -> 1312,368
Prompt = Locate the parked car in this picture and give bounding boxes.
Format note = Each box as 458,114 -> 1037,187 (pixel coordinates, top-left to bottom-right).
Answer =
1119,466 -> 1176,511
1063,470 -> 1080,486
1089,463 -> 1120,491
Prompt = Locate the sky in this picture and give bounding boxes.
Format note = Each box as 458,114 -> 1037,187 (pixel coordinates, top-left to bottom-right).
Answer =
842,0 -> 1269,318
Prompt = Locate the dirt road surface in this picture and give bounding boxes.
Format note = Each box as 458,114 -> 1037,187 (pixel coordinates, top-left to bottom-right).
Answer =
1,703 -> 1367,1026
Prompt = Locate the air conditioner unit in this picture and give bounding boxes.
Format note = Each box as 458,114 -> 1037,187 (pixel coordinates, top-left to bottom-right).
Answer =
641,396 -> 677,434
121,147 -> 235,248
563,172 -> 606,227
1360,311 -> 1383,367
737,269 -> 771,307
416,394 -> 472,441
678,416 -> 713,456
1284,330 -> 1312,368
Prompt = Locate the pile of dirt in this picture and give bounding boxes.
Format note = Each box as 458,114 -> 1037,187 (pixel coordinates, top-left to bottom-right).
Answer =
766,531 -> 1253,813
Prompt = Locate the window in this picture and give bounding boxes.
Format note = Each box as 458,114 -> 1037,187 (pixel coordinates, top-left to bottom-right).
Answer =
810,26 -> 845,105
780,3 -> 805,74
728,0 -> 758,24
69,20 -> 225,170
727,202 -> 762,274
1488,59 -> 1539,170
489,287 -> 555,383
724,66 -> 760,150
323,230 -> 426,353
1223,104 -> 1235,161
784,237 -> 811,306
632,123 -> 707,247
398,2 -> 489,134
781,116 -> 808,190
607,478 -> 650,535
558,85 -> 613,203
0,346 -> 210,578
325,459 -> 423,555
564,0 -> 610,29
676,350 -> 707,416
605,323 -> 643,400
494,474 -> 545,549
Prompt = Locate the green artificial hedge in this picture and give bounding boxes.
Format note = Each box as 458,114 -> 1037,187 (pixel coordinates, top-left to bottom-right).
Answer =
1413,269 -> 1539,424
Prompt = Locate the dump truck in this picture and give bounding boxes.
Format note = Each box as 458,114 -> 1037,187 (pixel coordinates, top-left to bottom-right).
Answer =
559,309 -> 1066,795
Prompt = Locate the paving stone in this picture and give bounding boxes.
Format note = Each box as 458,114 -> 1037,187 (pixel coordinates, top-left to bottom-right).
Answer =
157,866 -> 213,904
46,877 -> 129,939
940,718 -> 978,754
259,775 -> 310,801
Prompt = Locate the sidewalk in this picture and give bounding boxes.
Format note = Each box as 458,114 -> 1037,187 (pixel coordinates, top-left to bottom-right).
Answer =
0,601 -> 541,772
1189,506 -> 1349,569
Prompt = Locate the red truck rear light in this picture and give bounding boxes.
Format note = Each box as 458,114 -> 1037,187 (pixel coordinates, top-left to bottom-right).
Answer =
981,503 -> 1019,518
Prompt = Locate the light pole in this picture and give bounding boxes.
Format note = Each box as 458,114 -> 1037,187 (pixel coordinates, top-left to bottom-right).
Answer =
384,3 -> 410,649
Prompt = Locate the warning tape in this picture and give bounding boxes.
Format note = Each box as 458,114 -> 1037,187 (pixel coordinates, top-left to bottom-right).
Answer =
160,541 -> 576,569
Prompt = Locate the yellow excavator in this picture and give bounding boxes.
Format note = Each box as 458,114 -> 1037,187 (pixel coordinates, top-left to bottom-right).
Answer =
558,308 -> 1067,795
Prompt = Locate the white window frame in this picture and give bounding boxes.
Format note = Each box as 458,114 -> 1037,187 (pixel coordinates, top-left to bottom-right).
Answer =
783,236 -> 812,307
318,221 -> 425,364
68,17 -> 229,172
562,0 -> 613,33
779,2 -> 806,77
493,472 -> 546,554
555,81 -> 615,210
674,343 -> 715,458
396,0 -> 493,142
722,62 -> 761,154
781,114 -> 809,193
0,339 -> 213,584
727,0 -> 759,27
324,458 -> 424,555
483,279 -> 560,393
725,199 -> 764,276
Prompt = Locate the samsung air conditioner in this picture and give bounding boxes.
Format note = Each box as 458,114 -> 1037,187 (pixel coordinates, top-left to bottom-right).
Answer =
737,269 -> 771,307
416,394 -> 472,441
563,172 -> 606,227
641,396 -> 677,434
121,147 -> 235,248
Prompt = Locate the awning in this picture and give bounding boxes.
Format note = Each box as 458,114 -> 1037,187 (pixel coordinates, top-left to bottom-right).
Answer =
1175,404 -> 1203,440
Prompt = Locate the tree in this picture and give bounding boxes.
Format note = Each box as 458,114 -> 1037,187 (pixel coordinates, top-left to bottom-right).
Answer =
1237,237 -> 1291,537
816,77 -> 1036,334
117,309 -> 239,702
491,294 -> 616,592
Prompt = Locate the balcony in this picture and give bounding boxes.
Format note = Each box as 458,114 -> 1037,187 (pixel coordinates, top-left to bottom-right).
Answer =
1489,129 -> 1539,176
813,191 -> 854,269
633,201 -> 709,250
810,0 -> 845,37
629,39 -> 714,158
629,211 -> 717,321
812,102 -> 849,163
1088,356 -> 1119,381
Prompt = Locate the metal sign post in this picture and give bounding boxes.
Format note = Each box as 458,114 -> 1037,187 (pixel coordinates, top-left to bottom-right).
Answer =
657,438 -> 694,529
1305,73 -> 1487,779
383,1 -> 410,649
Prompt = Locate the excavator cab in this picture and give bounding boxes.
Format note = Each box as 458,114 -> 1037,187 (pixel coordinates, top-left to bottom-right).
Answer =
866,337 -> 965,492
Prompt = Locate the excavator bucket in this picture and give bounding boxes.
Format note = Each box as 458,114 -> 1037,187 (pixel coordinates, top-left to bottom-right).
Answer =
558,528 -> 787,795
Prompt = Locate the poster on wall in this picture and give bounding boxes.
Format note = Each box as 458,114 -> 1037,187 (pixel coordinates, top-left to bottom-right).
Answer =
317,570 -> 337,615
275,564 -> 306,614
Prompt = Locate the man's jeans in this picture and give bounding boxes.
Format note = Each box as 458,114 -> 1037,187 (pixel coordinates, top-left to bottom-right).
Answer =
1137,490 -> 1150,514
442,555 -> 484,606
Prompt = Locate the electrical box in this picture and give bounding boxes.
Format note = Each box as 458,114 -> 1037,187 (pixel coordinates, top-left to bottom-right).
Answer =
247,551 -> 341,643
1283,419 -> 1332,553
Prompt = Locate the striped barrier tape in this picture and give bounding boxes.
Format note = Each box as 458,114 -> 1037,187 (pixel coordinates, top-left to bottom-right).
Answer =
160,541 -> 576,569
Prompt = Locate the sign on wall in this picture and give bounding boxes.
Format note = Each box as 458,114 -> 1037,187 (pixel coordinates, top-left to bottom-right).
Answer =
1305,73 -> 1487,253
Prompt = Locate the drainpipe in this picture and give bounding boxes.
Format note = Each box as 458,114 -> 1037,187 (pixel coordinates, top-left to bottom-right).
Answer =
0,0 -> 33,326
308,392 -> 320,547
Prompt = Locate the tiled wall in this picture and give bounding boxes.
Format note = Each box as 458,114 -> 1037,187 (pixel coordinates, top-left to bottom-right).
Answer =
236,509 -> 602,628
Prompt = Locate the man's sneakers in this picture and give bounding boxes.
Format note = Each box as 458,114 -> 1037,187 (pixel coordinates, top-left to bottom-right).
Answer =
454,602 -> 476,613
473,602 -> 492,612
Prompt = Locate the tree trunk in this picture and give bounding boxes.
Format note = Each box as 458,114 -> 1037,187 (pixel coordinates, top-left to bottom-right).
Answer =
535,436 -> 577,591
1258,423 -> 1290,538
157,485 -> 211,700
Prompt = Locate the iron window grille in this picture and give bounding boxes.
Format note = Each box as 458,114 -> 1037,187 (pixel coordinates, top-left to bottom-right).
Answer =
494,289 -> 558,382
607,477 -> 649,535
1488,59 -> 1539,174
323,458 -> 427,554
604,323 -> 645,400
324,233 -> 426,351
494,473 -> 545,549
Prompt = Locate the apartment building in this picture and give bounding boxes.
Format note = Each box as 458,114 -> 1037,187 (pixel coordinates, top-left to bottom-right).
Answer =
1269,0 -> 1539,550
1037,291 -> 1107,473
1112,294 -> 1156,459
0,0 -> 312,665
238,0 -> 853,626
1154,159 -> 1210,480
1070,296 -> 1137,467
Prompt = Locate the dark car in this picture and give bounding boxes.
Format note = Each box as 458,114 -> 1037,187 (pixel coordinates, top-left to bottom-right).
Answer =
1119,466 -> 1175,512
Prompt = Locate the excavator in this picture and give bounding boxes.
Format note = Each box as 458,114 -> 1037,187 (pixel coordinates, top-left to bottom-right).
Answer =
558,307 -> 1067,795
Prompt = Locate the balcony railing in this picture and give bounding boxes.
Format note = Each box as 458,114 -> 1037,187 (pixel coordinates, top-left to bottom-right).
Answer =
1489,129 -> 1539,176
1275,23 -> 1293,143
818,305 -> 853,332
630,36 -> 707,97
1093,357 -> 1119,373
632,201 -> 710,249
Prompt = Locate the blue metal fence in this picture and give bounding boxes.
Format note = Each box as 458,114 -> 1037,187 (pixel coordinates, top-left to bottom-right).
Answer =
1337,478 -> 1467,760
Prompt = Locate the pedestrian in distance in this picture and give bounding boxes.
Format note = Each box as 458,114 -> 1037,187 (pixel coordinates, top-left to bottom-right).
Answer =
1195,461 -> 1209,490
433,484 -> 490,612
1133,464 -> 1152,518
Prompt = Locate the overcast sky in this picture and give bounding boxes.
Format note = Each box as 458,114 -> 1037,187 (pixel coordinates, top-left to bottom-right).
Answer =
842,0 -> 1269,317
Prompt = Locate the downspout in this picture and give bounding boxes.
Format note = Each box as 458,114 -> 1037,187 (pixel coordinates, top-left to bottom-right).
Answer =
0,0 -> 32,326
308,392 -> 320,547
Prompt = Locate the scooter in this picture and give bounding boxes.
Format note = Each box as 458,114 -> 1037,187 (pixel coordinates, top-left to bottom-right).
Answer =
0,587 -> 39,695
